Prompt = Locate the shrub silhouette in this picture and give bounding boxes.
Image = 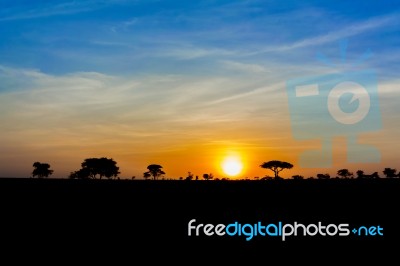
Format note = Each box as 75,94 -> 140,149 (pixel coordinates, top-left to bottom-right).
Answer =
203,173 -> 214,180
185,172 -> 194,181
356,170 -> 380,179
317,173 -> 330,179
292,175 -> 304,180
383,168 -> 397,178
356,170 -> 364,179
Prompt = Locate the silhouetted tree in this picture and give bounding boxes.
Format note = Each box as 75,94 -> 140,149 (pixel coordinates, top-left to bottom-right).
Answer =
254,176 -> 259,180
185,172 -> 194,181
144,164 -> 165,180
337,169 -> 353,179
292,175 -> 304,180
317,173 -> 330,179
356,170 -> 364,179
32,162 -> 54,178
203,173 -> 214,180
260,160 -> 293,179
383,168 -> 397,178
85,157 -> 120,179
69,157 -> 120,179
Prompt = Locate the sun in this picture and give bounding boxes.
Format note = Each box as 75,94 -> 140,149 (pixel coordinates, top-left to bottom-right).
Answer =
222,156 -> 243,177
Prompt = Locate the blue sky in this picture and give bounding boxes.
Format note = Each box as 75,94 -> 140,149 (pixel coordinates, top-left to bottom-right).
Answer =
1,0 -> 399,76
0,0 -> 399,178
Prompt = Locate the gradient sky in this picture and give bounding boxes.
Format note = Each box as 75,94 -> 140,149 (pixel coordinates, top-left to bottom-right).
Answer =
0,0 -> 399,179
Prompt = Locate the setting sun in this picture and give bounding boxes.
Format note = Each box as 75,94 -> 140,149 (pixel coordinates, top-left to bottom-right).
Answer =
222,156 -> 243,177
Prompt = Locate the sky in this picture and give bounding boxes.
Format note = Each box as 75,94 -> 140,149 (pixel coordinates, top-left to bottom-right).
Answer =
0,0 -> 399,179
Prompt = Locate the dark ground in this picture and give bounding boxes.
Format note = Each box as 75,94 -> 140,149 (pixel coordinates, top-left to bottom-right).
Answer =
0,178 -> 398,262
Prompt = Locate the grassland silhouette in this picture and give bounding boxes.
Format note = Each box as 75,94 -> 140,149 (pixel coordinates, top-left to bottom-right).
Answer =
1,156 -> 399,258
27,157 -> 400,180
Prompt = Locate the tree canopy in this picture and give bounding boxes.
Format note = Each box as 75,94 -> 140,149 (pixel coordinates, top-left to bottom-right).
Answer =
337,169 -> 353,179
260,160 -> 293,179
69,157 -> 120,179
144,164 -> 165,180
383,168 -> 397,178
32,162 -> 54,178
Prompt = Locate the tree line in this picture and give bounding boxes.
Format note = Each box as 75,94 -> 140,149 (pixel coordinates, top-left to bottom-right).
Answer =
30,158 -> 400,180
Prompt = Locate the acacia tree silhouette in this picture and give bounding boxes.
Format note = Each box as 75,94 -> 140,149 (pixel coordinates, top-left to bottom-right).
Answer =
260,160 -> 293,179
337,169 -> 353,179
144,164 -> 165,180
32,162 -> 54,178
69,157 -> 120,179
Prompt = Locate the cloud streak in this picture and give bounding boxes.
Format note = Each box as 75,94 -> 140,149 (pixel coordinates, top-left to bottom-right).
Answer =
252,13 -> 400,54
221,60 -> 270,74
0,0 -> 126,21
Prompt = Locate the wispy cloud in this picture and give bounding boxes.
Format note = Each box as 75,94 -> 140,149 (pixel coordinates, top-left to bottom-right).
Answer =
159,46 -> 235,60
252,13 -> 400,54
0,0 -> 126,21
90,40 -> 134,48
221,60 -> 270,74
206,82 -> 283,106
0,64 -> 289,136
109,17 -> 140,33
